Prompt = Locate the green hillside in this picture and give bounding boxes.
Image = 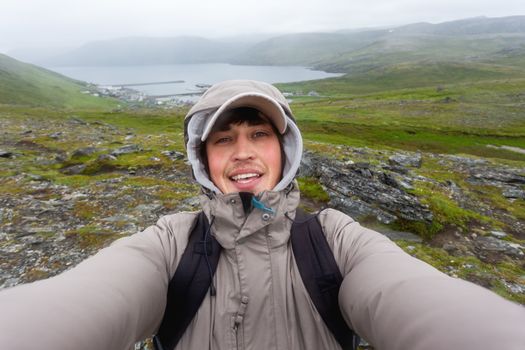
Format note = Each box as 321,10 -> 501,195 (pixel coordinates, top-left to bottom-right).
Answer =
0,54 -> 117,109
230,16 -> 525,75
313,33 -> 525,73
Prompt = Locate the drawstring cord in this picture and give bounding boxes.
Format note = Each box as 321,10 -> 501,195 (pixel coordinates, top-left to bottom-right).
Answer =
251,196 -> 275,214
203,215 -> 216,296
285,208 -> 324,224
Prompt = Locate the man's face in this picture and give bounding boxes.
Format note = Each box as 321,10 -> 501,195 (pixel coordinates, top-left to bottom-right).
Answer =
205,121 -> 282,194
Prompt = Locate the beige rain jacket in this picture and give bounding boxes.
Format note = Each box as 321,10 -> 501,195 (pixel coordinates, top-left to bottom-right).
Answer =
0,184 -> 524,350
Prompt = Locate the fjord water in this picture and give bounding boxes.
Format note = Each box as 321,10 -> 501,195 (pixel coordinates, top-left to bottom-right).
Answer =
48,63 -> 342,96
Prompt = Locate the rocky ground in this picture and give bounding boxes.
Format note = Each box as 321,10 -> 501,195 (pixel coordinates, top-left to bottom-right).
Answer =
1,112 -> 524,305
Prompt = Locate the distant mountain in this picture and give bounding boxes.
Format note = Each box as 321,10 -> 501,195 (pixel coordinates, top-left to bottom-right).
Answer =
391,16 -> 525,36
235,16 -> 525,72
12,15 -> 525,75
0,54 -> 116,108
38,36 -> 252,66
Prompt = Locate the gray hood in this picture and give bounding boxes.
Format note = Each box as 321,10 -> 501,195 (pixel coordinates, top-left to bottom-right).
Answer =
184,80 -> 303,194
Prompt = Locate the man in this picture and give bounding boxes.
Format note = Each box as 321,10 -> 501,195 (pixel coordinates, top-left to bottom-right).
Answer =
0,80 -> 524,350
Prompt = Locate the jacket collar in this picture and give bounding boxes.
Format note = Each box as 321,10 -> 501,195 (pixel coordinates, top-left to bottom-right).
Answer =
200,182 -> 300,249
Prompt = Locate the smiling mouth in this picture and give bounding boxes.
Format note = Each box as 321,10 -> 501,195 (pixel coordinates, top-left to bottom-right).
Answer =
230,173 -> 261,183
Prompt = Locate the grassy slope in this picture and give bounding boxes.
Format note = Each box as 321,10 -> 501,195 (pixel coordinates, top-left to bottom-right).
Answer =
276,60 -> 525,161
313,33 -> 525,73
0,54 -> 118,109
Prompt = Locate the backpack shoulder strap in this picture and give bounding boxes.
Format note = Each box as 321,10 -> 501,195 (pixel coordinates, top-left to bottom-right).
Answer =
291,209 -> 360,350
154,211 -> 221,350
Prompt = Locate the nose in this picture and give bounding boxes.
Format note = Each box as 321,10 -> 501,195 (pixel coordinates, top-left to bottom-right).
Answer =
232,134 -> 256,161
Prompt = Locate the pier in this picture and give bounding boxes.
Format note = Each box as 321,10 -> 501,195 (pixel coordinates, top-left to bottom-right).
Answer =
114,80 -> 185,87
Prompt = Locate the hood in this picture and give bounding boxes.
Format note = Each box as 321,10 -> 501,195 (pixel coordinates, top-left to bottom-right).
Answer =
184,80 -> 303,194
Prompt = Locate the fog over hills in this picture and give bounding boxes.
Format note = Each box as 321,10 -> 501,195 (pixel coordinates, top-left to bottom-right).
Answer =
8,15 -> 525,73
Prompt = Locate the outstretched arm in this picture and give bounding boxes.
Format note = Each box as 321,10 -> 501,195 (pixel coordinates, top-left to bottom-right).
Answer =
0,212 -> 196,350
318,209 -> 525,350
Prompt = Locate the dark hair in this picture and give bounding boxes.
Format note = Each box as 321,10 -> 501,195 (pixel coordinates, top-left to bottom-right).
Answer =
199,107 -> 285,175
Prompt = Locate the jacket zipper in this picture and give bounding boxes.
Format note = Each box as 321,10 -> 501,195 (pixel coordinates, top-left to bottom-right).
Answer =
232,296 -> 249,350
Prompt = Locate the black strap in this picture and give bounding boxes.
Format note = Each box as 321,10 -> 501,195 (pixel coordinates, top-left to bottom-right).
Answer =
291,209 -> 359,350
153,212 -> 222,350
154,209 -> 358,350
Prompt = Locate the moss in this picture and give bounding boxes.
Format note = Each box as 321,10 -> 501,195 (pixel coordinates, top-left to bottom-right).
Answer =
123,176 -> 171,187
391,219 -> 443,240
297,177 -> 330,203
478,185 -> 525,221
66,225 -> 121,249
491,280 -> 525,304
24,268 -> 51,282
81,158 -> 119,175
73,201 -> 101,220
396,241 -> 525,303
155,185 -> 199,209
406,180 -> 495,237
0,178 -> 27,195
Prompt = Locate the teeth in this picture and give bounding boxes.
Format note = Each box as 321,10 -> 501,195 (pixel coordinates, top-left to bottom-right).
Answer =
231,173 -> 259,181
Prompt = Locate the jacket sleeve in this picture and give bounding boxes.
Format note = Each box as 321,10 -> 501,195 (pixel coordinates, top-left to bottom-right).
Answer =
318,209 -> 525,350
0,212 -> 197,350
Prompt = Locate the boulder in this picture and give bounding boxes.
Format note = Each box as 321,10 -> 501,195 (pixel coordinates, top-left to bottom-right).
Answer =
388,153 -> 422,168
502,187 -> 525,199
60,164 -> 87,175
97,154 -> 117,161
71,147 -> 97,158
0,150 -> 14,158
474,236 -> 524,259
161,150 -> 185,160
111,144 -> 142,156
301,151 -> 433,224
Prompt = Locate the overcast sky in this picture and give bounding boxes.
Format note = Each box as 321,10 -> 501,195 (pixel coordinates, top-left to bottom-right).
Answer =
1,0 -> 524,53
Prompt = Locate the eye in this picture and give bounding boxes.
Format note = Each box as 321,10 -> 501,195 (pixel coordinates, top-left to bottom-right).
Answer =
253,130 -> 270,139
214,136 -> 231,144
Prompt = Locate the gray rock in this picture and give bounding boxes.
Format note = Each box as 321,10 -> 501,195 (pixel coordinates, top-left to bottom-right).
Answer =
302,151 -> 433,224
102,214 -> 135,223
503,281 -> 525,294
71,147 -> 97,158
445,155 -> 487,166
55,154 -> 67,162
490,230 -> 507,239
60,164 -> 87,175
48,132 -> 63,139
469,170 -> 525,186
69,116 -> 88,125
502,187 -> 525,199
111,144 -> 142,156
389,153 -> 422,168
443,243 -> 458,253
398,180 -> 414,191
182,196 -> 201,209
161,150 -> 185,160
134,203 -> 163,214
0,278 -> 21,289
27,174 -> 46,181
0,149 -> 14,158
474,236 -> 524,258
97,154 -> 117,161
